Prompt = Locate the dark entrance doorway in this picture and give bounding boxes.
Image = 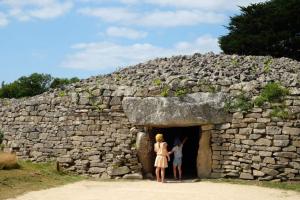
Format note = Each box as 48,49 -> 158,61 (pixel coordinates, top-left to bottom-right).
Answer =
150,126 -> 201,179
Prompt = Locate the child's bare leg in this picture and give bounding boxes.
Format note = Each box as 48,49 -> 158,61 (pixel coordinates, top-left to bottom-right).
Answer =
173,165 -> 177,179
161,168 -> 165,183
178,165 -> 182,180
155,167 -> 161,182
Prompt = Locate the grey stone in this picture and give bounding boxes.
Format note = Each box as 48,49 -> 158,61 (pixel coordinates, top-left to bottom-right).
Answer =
122,92 -> 232,126
273,140 -> 289,147
88,167 -> 106,174
283,127 -> 300,135
123,173 -> 143,180
253,170 -> 265,177
262,168 -> 279,176
255,138 -> 272,146
240,173 -> 254,180
136,132 -> 154,174
266,126 -> 282,135
107,166 -> 130,176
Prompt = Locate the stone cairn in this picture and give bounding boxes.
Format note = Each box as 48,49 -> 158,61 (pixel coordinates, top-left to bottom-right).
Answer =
0,53 -> 299,181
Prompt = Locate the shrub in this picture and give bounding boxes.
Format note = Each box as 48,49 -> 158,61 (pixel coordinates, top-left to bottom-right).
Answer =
225,93 -> 253,112
254,82 -> 289,106
175,88 -> 187,97
160,86 -> 170,97
270,106 -> 289,119
0,152 -> 19,170
153,79 -> 162,87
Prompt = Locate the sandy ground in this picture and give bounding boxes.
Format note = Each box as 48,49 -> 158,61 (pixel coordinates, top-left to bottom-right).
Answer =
7,180 -> 300,200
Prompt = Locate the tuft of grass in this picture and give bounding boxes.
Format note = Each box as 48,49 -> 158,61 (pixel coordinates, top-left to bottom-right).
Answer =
263,59 -> 272,73
58,91 -> 66,97
205,178 -> 300,193
153,79 -> 162,87
175,88 -> 187,97
254,82 -> 289,106
0,152 -> 19,170
0,160 -> 84,200
160,86 -> 170,97
270,106 -> 289,119
225,93 -> 253,112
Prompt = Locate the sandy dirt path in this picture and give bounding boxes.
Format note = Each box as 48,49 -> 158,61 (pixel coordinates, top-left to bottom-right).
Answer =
7,180 -> 300,200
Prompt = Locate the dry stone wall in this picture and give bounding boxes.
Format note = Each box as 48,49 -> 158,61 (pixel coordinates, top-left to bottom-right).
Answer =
0,53 -> 299,180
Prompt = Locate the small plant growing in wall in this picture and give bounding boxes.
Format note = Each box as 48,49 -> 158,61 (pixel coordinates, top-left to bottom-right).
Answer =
58,91 -> 66,97
224,92 -> 253,112
160,86 -> 170,97
263,58 -> 272,73
254,82 -> 289,106
153,79 -> 162,87
175,88 -> 187,97
270,105 -> 289,119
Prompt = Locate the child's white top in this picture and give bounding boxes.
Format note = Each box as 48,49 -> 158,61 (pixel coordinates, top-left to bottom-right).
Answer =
172,144 -> 183,158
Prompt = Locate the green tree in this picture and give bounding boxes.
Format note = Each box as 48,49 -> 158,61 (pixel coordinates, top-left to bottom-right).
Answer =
50,77 -> 80,89
219,0 -> 300,61
0,73 -> 80,99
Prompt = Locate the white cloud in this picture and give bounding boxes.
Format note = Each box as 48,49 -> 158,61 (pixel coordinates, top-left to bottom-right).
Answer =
106,26 -> 147,39
61,34 -> 220,70
1,0 -> 73,22
79,7 -> 226,27
134,0 -> 268,11
0,12 -> 9,27
139,10 -> 225,27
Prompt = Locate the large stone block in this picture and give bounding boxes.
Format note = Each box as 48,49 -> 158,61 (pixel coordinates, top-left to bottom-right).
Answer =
136,132 -> 154,174
122,92 -> 232,127
197,131 -> 212,178
255,138 -> 272,146
283,127 -> 300,136
107,166 -> 130,176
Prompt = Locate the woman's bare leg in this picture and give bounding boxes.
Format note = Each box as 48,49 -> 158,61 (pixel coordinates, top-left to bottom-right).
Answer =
161,168 -> 165,183
156,167 -> 161,182
173,165 -> 177,179
178,165 -> 182,180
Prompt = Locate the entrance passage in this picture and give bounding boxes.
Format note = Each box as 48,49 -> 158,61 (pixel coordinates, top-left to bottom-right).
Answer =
150,126 -> 200,179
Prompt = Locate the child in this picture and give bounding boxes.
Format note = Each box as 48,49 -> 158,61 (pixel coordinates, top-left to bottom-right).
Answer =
154,133 -> 170,183
169,137 -> 187,180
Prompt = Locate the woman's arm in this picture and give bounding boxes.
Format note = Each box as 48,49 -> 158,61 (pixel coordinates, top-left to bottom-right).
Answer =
182,137 -> 188,145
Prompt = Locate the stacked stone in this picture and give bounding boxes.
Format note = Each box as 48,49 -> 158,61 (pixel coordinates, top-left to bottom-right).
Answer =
0,84 -> 142,179
210,100 -> 300,181
0,53 -> 299,180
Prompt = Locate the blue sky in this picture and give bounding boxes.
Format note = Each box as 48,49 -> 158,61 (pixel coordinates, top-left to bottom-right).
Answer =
0,0 -> 267,83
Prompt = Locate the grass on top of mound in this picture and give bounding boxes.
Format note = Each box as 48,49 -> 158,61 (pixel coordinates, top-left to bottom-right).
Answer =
0,159 -> 84,200
206,178 -> 300,193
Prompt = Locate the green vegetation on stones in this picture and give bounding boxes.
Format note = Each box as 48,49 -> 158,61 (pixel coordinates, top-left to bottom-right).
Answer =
160,86 -> 170,97
175,88 -> 187,97
254,82 -> 289,106
231,58 -> 239,67
225,92 -> 253,112
263,59 -> 272,73
270,105 -> 289,119
153,79 -> 162,87
58,91 -> 67,97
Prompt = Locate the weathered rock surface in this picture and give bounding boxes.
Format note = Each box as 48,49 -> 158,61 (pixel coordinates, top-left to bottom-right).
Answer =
122,92 -> 232,127
0,53 -> 299,181
136,132 -> 154,174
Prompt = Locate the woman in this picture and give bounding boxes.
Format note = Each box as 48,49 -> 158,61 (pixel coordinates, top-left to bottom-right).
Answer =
154,133 -> 170,183
169,137 -> 188,180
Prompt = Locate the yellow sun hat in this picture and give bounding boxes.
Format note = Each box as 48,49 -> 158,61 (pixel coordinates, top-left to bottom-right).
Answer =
155,133 -> 164,142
